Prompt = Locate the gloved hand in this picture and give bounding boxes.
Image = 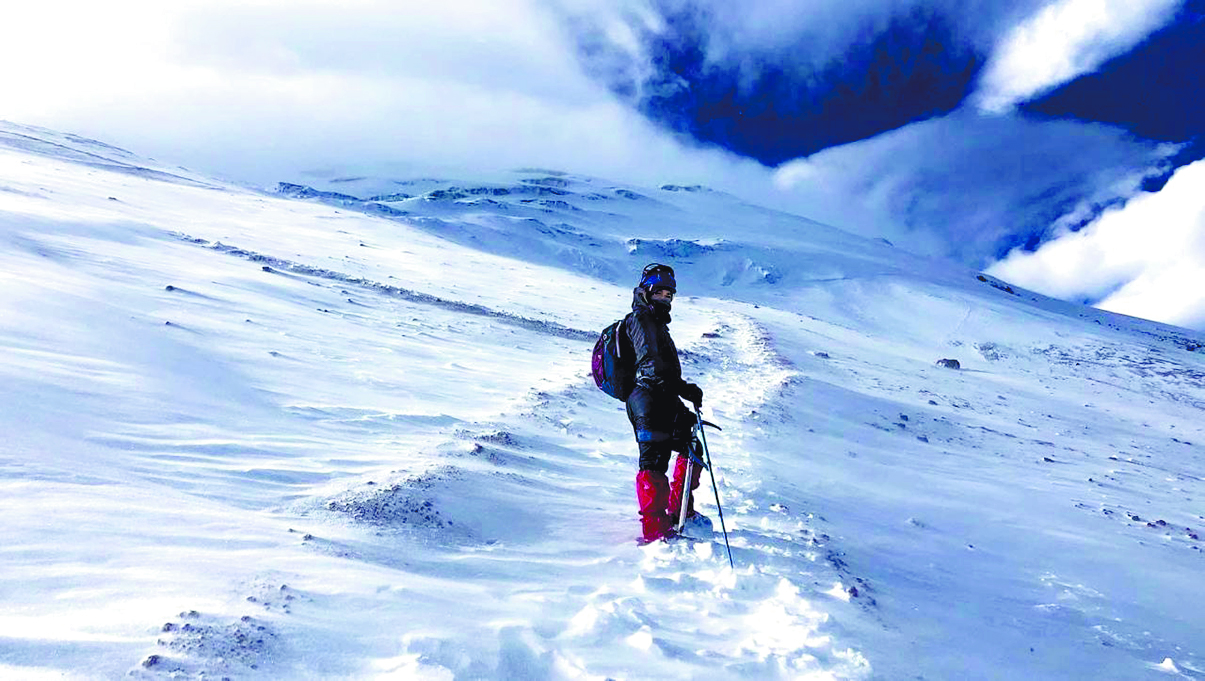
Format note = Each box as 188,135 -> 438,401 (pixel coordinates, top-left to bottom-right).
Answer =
680,382 -> 703,409
672,410 -> 699,449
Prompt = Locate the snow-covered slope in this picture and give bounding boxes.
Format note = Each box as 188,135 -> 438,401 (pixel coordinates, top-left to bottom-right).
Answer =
2,121 -> 1203,680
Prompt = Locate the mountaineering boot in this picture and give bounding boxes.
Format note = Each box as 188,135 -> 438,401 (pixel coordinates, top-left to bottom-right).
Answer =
636,470 -> 674,542
668,445 -> 704,522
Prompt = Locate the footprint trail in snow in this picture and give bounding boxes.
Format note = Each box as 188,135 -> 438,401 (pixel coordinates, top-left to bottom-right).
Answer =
545,311 -> 872,679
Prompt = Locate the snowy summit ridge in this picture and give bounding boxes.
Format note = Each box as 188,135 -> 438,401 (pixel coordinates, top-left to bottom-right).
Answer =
2,121 -> 1204,679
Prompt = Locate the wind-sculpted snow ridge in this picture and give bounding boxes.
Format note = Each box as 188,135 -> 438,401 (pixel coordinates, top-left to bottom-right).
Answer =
171,232 -> 596,342
275,182 -> 412,217
626,238 -> 790,287
0,122 -> 219,189
625,236 -> 735,259
267,172 -> 918,299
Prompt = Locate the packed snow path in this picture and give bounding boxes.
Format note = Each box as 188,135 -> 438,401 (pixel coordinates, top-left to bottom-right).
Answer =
2,123 -> 1204,679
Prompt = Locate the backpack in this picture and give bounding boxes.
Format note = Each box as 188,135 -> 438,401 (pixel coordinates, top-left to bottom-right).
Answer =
592,314 -> 635,401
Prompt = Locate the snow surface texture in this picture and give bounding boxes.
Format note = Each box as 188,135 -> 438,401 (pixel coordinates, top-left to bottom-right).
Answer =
1,120 -> 1204,679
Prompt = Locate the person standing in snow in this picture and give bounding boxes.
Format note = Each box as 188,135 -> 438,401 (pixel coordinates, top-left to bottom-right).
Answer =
626,263 -> 705,543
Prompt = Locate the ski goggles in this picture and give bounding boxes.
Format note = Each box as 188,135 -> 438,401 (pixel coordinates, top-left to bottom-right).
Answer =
640,263 -> 676,293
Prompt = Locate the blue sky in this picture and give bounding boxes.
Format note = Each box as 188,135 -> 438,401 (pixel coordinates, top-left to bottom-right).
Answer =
1,0 -> 1202,328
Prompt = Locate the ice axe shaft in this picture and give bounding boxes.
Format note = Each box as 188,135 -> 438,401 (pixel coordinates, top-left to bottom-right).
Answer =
676,416 -> 709,530
696,406 -> 734,569
676,416 -> 712,531
675,455 -> 695,532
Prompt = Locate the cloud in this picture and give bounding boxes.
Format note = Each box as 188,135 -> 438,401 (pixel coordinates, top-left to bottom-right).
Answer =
771,109 -> 1177,266
973,0 -> 1182,112
0,0 -> 772,189
559,0 -> 1054,165
988,158 -> 1205,329
561,0 -> 1043,67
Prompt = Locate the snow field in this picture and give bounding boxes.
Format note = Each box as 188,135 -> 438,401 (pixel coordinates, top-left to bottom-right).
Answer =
2,138 -> 870,678
3,123 -> 1205,679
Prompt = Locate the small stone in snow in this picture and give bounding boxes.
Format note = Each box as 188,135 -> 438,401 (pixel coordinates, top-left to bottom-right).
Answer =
262,266 -> 273,272
164,285 -> 176,291
142,655 -> 161,668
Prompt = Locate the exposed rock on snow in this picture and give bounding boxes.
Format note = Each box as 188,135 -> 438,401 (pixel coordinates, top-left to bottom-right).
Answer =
325,468 -> 462,531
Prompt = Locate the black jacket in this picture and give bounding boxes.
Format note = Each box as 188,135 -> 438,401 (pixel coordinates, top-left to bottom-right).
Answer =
624,288 -> 690,443
625,287 -> 684,395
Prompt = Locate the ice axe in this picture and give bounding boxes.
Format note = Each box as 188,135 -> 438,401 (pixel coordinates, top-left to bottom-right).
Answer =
675,407 -> 735,569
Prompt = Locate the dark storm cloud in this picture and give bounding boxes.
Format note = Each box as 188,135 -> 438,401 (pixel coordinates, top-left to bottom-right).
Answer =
1022,0 -> 1205,179
563,0 -> 1049,166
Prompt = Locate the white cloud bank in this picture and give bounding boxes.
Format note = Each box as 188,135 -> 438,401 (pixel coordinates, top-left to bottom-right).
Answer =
989,159 -> 1205,329
772,109 -> 1175,265
974,0 -> 1182,112
0,0 -> 768,189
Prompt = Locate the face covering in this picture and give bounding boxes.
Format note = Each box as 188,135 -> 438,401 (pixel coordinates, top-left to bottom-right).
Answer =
651,297 -> 672,322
